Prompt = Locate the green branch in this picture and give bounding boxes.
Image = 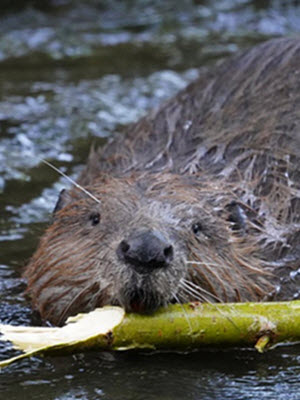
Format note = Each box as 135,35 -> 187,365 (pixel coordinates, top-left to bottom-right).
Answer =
1,301 -> 300,368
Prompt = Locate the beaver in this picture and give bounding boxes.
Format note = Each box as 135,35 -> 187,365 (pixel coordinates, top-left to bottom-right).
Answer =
24,37 -> 300,326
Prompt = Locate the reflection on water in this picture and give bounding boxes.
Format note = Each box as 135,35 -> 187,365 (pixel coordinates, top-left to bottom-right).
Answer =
1,348 -> 300,400
0,1 -> 300,399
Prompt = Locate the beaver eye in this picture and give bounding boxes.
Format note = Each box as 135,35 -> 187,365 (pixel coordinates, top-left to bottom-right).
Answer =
89,212 -> 101,226
192,223 -> 203,235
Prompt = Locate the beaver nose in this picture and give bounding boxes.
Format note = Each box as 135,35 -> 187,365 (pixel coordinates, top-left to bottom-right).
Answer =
117,230 -> 173,271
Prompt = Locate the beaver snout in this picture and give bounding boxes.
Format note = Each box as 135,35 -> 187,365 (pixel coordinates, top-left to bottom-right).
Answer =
117,230 -> 174,272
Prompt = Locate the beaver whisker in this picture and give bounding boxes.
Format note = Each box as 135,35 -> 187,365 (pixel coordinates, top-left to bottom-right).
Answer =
179,280 -> 239,329
185,261 -> 219,266
41,158 -> 101,205
178,280 -> 211,303
181,278 -> 222,303
56,281 -> 101,326
172,291 -> 192,331
187,256 -> 229,300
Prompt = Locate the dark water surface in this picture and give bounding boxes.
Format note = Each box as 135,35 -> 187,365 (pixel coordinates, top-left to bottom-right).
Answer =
0,1 -> 300,399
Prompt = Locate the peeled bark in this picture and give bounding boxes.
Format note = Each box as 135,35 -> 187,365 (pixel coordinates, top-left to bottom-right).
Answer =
1,301 -> 300,368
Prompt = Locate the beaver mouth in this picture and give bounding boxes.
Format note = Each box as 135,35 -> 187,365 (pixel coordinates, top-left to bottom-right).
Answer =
121,285 -> 166,314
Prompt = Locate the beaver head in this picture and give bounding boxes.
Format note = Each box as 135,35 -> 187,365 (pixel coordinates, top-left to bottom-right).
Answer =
24,172 -> 273,325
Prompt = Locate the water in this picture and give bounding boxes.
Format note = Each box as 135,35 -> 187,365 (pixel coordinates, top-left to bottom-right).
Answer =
0,0 -> 300,398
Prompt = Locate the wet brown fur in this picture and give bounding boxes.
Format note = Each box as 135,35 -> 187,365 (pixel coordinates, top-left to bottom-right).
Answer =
25,38 -> 300,325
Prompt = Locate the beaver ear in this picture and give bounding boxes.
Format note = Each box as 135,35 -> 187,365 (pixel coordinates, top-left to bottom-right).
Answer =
53,189 -> 73,215
225,201 -> 247,232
